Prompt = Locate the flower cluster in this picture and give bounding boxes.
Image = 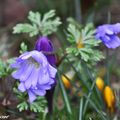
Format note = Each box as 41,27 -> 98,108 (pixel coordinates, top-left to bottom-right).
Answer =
11,50 -> 57,103
96,23 -> 120,49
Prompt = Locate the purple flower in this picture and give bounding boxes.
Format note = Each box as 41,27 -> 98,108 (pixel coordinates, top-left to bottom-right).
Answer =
35,36 -> 57,113
96,23 -> 120,49
11,50 -> 57,102
35,36 -> 56,66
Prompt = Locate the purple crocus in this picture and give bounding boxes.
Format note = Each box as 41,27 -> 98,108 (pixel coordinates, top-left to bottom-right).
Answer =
35,36 -> 57,113
11,50 -> 57,103
96,23 -> 120,49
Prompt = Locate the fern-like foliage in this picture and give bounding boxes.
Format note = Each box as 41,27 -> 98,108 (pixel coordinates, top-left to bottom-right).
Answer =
0,58 -> 14,78
66,22 -> 104,69
13,87 -> 47,113
17,97 -> 47,113
13,10 -> 61,36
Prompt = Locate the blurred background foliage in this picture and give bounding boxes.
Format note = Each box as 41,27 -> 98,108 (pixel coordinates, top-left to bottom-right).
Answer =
0,0 -> 120,120
0,0 -> 120,58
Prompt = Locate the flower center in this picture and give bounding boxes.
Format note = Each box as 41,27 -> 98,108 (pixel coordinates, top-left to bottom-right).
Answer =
28,57 -> 40,68
77,37 -> 84,49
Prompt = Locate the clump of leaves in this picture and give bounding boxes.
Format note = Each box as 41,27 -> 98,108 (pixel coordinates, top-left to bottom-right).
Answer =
66,22 -> 104,69
17,97 -> 47,113
0,58 -> 14,78
13,86 -> 47,113
13,10 -> 61,36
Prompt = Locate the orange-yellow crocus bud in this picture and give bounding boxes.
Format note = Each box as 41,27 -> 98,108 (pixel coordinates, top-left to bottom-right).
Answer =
104,86 -> 115,112
96,77 -> 104,91
61,70 -> 75,89
61,75 -> 71,89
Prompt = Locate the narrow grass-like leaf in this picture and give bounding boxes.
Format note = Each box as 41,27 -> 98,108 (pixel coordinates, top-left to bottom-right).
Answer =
57,72 -> 72,115
65,57 -> 90,90
84,95 -> 108,120
79,97 -> 84,120
83,78 -> 96,116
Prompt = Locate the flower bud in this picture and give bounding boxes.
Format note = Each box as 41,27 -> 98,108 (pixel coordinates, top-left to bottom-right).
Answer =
104,86 -> 115,112
35,36 -> 56,66
96,77 -> 104,91
61,75 -> 71,89
61,70 -> 75,89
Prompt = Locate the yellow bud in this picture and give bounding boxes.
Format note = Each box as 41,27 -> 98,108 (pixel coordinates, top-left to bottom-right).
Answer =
77,37 -> 84,49
104,86 -> 115,112
61,75 -> 71,89
96,77 -> 104,91
77,42 -> 84,48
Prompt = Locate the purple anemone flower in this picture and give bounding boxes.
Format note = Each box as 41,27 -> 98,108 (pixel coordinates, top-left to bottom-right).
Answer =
95,23 -> 120,49
11,50 -> 57,102
35,36 -> 57,113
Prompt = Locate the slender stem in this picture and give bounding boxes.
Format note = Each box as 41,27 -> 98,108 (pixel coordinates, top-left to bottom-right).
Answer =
65,57 -> 90,90
83,95 -> 108,120
75,0 -> 82,23
56,53 -> 67,67
42,109 -> 47,120
79,97 -> 84,120
105,11 -> 111,85
82,61 -> 103,107
106,48 -> 110,85
83,78 -> 96,115
57,72 -> 72,115
107,12 -> 111,24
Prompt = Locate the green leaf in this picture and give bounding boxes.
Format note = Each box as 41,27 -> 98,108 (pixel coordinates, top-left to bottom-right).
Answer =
67,24 -> 80,43
13,23 -> 39,37
79,97 -> 84,120
20,42 -> 28,54
42,10 -> 55,23
29,96 -> 47,113
28,11 -> 41,26
58,72 -> 72,115
16,96 -> 47,113
13,10 -> 61,36
17,102 -> 28,112
41,17 -> 61,35
0,58 -> 14,78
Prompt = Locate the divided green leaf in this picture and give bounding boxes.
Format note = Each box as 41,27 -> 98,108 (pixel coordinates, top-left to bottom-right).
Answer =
13,10 -> 61,36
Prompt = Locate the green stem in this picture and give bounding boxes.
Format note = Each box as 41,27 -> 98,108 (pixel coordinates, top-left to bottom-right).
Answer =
83,78 -> 96,115
75,0 -> 82,23
83,95 -> 108,120
79,97 -> 84,120
42,110 -> 47,120
82,61 -> 103,108
65,57 -> 90,91
57,72 -> 72,115
106,49 -> 110,85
